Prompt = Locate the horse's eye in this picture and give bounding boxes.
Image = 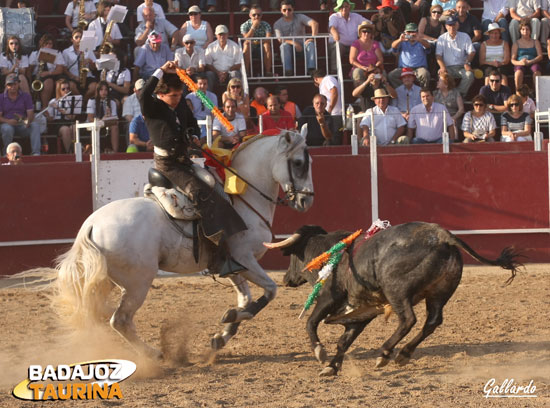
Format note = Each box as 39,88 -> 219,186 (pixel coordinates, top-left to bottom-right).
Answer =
293,160 -> 303,168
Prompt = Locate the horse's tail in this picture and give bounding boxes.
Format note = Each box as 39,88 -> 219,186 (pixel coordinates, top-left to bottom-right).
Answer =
51,224 -> 114,328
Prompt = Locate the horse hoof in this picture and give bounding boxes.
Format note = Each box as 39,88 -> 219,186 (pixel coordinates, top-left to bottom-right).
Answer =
375,355 -> 390,369
319,366 -> 337,377
395,353 -> 410,366
211,334 -> 225,351
314,344 -> 327,363
221,308 -> 253,324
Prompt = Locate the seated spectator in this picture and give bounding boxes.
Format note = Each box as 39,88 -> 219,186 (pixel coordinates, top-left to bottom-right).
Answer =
462,95 -> 497,143
250,86 -> 269,116
434,72 -> 464,137
127,115 -> 153,152
222,78 -> 249,118
277,85 -> 302,121
103,51 -> 131,108
436,15 -> 475,98
64,0 -> 96,33
349,21 -> 384,87
173,5 -> 214,51
62,28 -> 98,99
392,67 -> 422,121
352,64 -> 396,110
45,79 -> 76,153
205,25 -> 243,90
407,88 -> 455,143
501,94 -> 533,142
3,141 -> 23,165
87,80 -> 120,152
456,0 -> 483,52
511,19 -> 543,90
29,34 -> 65,111
186,75 -> 217,140
418,5 -> 445,43
479,23 -> 511,87
273,0 -> 319,76
261,95 -> 296,132
240,5 -> 273,76
371,0 -> 406,52
0,35 -> 30,94
212,98 -> 246,148
516,84 -> 536,116
481,0 -> 510,44
328,0 -> 367,73
432,0 -> 458,17
88,1 -> 123,51
137,0 -> 166,23
122,79 -> 144,129
0,74 -> 41,155
311,69 -> 343,129
360,88 -> 407,146
134,32 -> 174,80
480,69 -> 512,129
298,94 -> 335,146
175,34 -> 206,81
509,0 -> 541,44
135,6 -> 177,48
388,22 -> 431,88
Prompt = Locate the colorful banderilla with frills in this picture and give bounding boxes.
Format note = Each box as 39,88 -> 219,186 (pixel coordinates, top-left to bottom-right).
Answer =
175,68 -> 234,133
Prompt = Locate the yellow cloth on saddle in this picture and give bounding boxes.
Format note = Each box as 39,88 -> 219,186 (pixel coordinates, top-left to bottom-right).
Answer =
205,136 -> 248,195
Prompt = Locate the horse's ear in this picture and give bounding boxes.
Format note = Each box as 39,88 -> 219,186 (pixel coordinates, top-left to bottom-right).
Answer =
284,131 -> 292,144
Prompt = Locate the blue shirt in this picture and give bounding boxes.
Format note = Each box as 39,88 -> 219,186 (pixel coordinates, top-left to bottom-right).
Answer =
396,41 -> 428,68
129,115 -> 149,142
392,84 -> 422,113
133,43 -> 174,78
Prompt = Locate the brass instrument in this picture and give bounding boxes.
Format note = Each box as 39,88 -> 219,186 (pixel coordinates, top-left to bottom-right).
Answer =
79,51 -> 89,89
77,0 -> 88,29
100,20 -> 115,55
100,68 -> 107,82
13,52 -> 19,78
31,62 -> 45,92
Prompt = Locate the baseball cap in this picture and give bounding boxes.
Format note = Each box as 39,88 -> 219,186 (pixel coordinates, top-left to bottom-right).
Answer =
5,73 -> 18,84
148,31 -> 162,43
135,79 -> 145,90
215,25 -> 228,35
182,34 -> 194,43
188,5 -> 201,14
445,15 -> 459,25
400,67 -> 415,78
404,23 -> 418,32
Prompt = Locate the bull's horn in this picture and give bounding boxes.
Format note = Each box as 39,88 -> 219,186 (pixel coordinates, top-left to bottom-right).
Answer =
263,233 -> 301,249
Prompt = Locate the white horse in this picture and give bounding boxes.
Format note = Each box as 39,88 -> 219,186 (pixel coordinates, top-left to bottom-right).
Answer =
39,131 -> 314,358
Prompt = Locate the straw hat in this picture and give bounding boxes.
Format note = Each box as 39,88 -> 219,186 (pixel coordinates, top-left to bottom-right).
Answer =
371,88 -> 393,100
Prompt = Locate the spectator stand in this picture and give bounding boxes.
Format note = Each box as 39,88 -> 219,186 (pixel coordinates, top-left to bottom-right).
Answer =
534,75 -> 550,151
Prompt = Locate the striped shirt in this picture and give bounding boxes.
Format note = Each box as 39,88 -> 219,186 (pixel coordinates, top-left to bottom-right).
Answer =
461,111 -> 496,136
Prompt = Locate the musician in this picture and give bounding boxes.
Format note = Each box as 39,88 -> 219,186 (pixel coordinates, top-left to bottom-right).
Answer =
62,28 -> 98,98
87,80 -> 120,152
88,1 -> 122,50
0,36 -> 30,93
102,50 -> 131,108
45,79 -> 76,153
29,34 -> 65,110
139,61 -> 247,277
64,0 -> 97,32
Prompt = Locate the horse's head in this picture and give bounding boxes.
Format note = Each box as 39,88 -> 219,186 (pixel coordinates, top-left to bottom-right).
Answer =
273,131 -> 314,212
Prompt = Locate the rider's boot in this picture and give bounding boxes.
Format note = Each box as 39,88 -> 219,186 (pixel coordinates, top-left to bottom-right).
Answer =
207,236 -> 246,278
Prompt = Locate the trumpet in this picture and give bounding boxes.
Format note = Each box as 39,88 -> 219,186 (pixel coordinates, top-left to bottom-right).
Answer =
31,62 -> 46,92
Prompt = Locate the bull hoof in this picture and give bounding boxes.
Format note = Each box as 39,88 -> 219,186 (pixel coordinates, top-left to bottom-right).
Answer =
375,355 -> 390,369
210,334 -> 225,351
319,366 -> 337,377
221,308 -> 253,324
395,353 -> 411,366
314,344 -> 327,363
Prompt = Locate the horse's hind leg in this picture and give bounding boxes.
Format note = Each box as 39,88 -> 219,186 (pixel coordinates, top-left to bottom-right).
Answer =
110,282 -> 160,359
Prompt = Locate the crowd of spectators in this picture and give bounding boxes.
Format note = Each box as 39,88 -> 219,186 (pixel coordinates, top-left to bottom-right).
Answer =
1,0 -> 548,158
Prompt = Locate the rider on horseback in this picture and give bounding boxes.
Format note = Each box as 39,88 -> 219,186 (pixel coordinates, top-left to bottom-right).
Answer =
140,61 -> 247,277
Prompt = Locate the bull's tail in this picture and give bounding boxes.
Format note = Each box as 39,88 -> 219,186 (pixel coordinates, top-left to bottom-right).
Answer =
450,234 -> 524,285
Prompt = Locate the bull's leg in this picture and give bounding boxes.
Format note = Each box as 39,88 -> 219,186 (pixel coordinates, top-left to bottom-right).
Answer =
375,298 -> 417,368
320,319 -> 372,377
306,293 -> 345,364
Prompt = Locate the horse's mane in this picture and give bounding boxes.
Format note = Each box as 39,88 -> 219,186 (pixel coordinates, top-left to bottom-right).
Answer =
232,131 -> 305,162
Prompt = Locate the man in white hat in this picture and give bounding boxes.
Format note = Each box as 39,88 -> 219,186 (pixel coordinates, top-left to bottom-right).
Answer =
175,34 -> 205,80
360,88 -> 406,146
205,24 -> 243,90
123,79 -> 145,135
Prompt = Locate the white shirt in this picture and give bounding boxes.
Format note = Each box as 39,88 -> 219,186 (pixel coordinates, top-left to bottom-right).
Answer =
436,31 -> 475,66
205,40 -> 243,72
319,75 -> 343,116
88,17 -> 123,48
64,1 -> 97,28
482,0 -> 509,20
408,102 -> 454,142
62,46 -> 96,77
122,93 -> 142,118
213,113 -> 246,139
87,98 -> 118,117
28,49 -> 64,75
360,105 -> 406,145
136,2 -> 165,22
0,53 -> 29,70
106,68 -> 131,86
175,46 -> 205,70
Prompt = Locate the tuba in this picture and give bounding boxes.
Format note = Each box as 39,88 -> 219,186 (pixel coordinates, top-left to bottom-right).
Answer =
77,0 -> 88,29
31,62 -> 45,92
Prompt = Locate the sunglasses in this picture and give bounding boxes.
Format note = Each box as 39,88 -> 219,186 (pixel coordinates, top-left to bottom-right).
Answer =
361,29 -> 372,33
189,12 -> 199,16
230,85 -> 241,88
282,8 -> 293,12
251,13 -> 261,17
184,41 -> 194,44
61,87 -> 70,91
489,79 -> 500,83
473,103 -> 485,107
432,10 -> 442,14
509,103 -> 520,107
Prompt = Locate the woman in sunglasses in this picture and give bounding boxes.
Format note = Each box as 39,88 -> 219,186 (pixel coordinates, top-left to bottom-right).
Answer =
45,79 -> 76,153
0,35 -> 30,93
418,6 -> 444,43
173,5 -> 214,50
222,78 -> 250,118
501,94 -> 533,142
462,95 -> 496,142
349,21 -> 384,87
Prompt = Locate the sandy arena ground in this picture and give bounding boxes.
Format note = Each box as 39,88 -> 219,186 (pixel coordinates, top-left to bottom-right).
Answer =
0,264 -> 548,407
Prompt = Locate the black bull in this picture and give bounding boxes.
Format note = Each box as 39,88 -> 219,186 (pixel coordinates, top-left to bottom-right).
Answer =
273,222 -> 523,376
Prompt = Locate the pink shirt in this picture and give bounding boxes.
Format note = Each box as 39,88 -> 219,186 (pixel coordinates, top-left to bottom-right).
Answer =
351,39 -> 381,67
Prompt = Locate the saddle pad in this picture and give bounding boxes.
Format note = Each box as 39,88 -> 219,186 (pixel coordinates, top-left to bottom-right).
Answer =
144,184 -> 199,220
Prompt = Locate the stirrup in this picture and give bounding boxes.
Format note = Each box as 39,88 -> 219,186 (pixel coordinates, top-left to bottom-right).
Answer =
219,258 -> 246,278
